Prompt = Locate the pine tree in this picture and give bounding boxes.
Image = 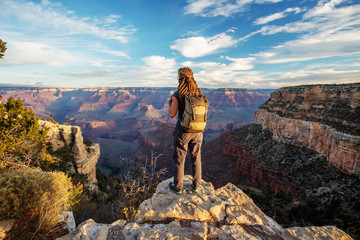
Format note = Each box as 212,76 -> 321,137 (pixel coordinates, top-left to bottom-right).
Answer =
0,39 -> 7,59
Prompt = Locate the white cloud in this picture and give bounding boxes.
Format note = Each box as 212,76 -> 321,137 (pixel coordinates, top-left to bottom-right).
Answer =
268,68 -> 360,87
255,0 -> 283,3
253,8 -> 302,25
184,0 -> 252,17
61,71 -> 113,79
255,29 -> 360,64
254,12 -> 287,25
0,0 -> 136,43
141,56 -> 177,71
184,0 -> 219,15
225,56 -> 256,70
103,50 -> 130,59
0,39 -> 128,68
179,57 -> 261,88
171,32 -> 238,58
304,0 -> 347,18
1,40 -> 81,67
61,55 -> 178,86
140,56 -> 177,81
0,0 -> 134,67
252,2 -> 360,64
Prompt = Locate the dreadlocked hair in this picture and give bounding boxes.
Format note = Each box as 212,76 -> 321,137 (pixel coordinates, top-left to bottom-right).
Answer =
177,67 -> 202,101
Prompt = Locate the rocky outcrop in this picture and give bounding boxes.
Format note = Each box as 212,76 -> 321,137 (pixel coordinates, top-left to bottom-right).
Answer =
57,176 -> 352,240
39,120 -> 100,184
0,219 -> 15,239
255,83 -> 360,176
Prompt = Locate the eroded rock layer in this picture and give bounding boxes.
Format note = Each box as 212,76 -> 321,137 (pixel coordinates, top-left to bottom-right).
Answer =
255,83 -> 360,176
39,120 -> 100,184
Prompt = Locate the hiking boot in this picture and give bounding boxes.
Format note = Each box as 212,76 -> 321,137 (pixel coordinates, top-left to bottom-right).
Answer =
169,182 -> 182,195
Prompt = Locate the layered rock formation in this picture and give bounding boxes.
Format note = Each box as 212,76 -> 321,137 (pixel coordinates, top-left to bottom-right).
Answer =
201,124 -> 360,238
0,87 -> 272,139
39,120 -> 100,184
58,176 -> 352,240
0,87 -> 272,171
255,83 -> 360,176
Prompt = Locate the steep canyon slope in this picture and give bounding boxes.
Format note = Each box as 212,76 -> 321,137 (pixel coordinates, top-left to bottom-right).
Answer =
255,83 -> 360,176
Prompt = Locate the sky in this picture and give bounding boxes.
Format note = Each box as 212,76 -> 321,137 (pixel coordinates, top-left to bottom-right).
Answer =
0,0 -> 359,89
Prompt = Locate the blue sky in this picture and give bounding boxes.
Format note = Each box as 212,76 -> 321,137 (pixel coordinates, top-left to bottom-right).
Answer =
0,0 -> 359,88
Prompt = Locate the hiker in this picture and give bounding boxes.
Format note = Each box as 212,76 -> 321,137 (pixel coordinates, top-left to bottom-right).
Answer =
167,67 -> 208,194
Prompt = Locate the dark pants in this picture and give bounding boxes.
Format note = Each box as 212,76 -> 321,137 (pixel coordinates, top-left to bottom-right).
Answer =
173,128 -> 203,190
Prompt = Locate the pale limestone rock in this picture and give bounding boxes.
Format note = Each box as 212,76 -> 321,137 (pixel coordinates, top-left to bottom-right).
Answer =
71,126 -> 87,160
39,120 -> 100,184
122,221 -> 207,240
136,175 -> 282,232
56,219 -> 119,240
60,211 -> 76,233
286,226 -> 353,240
58,176 -> 353,240
0,219 -> 15,239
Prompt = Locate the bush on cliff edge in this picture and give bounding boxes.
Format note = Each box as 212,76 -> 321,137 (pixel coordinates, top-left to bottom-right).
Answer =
0,96 -> 84,239
0,168 -> 82,236
0,96 -> 55,170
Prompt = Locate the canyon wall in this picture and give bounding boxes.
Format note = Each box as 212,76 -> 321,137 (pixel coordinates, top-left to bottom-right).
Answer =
255,83 -> 360,176
39,120 -> 100,184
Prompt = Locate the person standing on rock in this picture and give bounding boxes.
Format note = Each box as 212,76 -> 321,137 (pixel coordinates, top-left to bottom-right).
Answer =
167,67 -> 208,195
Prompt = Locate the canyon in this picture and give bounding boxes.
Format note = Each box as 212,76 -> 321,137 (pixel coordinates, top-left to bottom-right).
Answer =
1,83 -> 359,238
0,87 -> 272,169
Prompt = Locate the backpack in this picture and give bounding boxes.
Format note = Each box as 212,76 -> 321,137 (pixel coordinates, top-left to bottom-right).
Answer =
180,94 -> 209,133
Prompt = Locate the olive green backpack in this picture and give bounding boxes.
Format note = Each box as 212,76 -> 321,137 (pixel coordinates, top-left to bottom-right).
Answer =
180,94 -> 209,133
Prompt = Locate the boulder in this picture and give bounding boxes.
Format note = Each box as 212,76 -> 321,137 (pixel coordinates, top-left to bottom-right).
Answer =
0,219 -> 15,239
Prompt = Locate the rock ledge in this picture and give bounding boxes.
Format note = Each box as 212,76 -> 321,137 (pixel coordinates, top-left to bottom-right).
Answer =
58,176 -> 353,240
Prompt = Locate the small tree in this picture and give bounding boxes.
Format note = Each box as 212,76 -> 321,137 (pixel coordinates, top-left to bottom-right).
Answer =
0,97 -> 55,170
0,39 -> 7,59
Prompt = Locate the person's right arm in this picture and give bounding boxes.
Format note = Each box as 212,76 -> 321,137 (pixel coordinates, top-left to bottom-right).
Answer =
168,96 -> 178,118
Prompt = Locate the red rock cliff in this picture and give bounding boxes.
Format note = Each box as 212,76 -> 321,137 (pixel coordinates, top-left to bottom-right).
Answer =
255,83 -> 360,176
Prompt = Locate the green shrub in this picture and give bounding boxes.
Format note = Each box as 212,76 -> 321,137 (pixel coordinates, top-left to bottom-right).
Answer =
0,168 -> 82,232
46,117 -> 58,124
48,145 -> 75,172
0,96 -> 54,170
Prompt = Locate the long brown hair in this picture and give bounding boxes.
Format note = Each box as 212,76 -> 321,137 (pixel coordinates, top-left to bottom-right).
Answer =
177,67 -> 202,101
